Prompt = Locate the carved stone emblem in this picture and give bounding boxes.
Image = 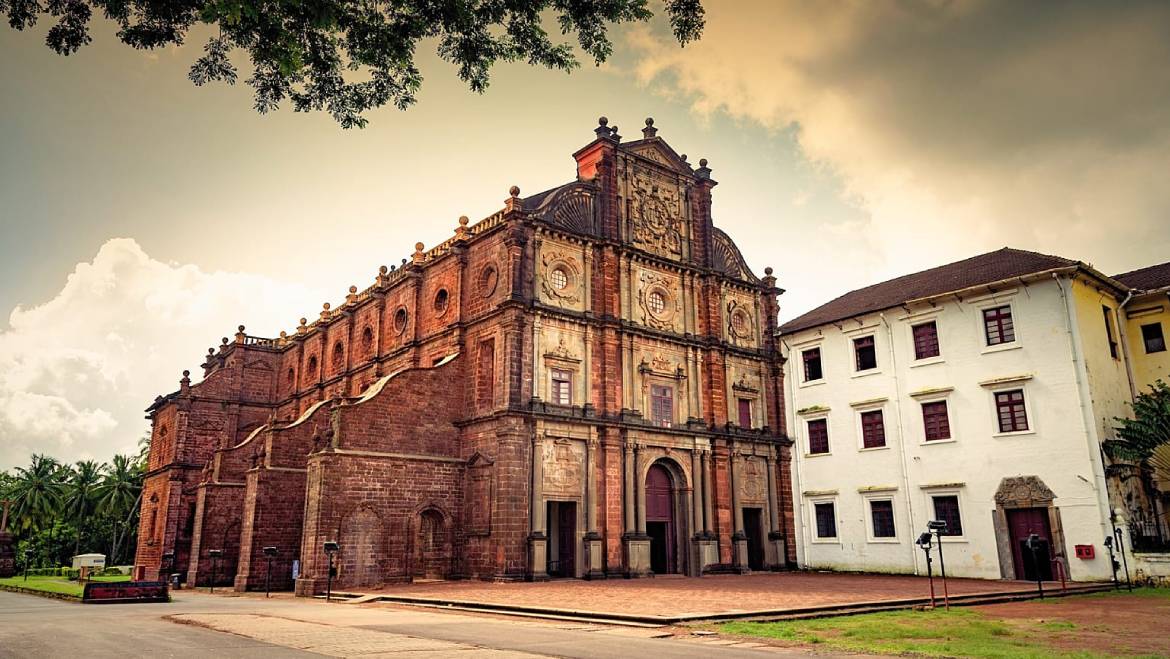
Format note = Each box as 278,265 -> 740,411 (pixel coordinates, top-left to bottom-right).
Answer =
541,250 -> 581,305
543,440 -> 584,495
638,271 -> 678,331
629,170 -> 684,258
994,476 -> 1056,506
740,457 -> 766,502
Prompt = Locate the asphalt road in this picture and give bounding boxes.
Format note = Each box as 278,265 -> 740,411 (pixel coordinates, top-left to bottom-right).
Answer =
0,589 -> 829,658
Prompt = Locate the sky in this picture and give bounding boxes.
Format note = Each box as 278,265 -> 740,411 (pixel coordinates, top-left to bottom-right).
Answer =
1,0 -> 1168,470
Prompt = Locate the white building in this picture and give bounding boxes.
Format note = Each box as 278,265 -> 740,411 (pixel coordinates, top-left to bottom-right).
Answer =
779,248 -> 1151,582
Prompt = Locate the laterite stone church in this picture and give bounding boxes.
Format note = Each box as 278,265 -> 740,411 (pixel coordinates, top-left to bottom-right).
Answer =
134,118 -> 794,594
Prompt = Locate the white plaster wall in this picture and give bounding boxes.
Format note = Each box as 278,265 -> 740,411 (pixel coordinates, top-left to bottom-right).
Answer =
783,276 -> 1115,581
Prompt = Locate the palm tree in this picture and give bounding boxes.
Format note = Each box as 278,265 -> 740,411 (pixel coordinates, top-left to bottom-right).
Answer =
9,454 -> 66,534
95,454 -> 143,563
64,460 -> 102,556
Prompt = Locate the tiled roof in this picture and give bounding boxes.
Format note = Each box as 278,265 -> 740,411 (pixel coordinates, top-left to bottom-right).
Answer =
779,248 -> 1080,334
1113,261 -> 1170,292
521,183 -> 571,211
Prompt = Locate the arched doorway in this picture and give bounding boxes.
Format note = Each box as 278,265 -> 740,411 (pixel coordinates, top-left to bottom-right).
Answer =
646,463 -> 678,574
412,508 -> 451,580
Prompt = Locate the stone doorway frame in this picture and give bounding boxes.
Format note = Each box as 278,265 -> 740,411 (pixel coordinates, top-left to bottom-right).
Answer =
992,476 -> 1069,581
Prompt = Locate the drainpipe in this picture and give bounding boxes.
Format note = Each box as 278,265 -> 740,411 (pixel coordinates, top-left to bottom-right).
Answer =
1115,290 -> 1138,400
1055,273 -> 1115,572
881,312 -> 920,575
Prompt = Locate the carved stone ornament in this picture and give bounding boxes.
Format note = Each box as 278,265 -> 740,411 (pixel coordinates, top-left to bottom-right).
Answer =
739,457 -> 766,502
544,336 -> 581,363
629,169 -> 684,258
732,372 -> 760,393
638,271 -> 679,331
543,439 -> 584,494
726,299 -> 755,343
994,476 -> 1056,506
639,352 -> 684,379
540,249 -> 581,304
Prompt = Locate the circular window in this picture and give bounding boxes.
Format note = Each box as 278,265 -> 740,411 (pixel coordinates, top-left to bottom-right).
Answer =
479,265 -> 498,297
732,311 -> 748,334
647,291 -> 666,315
550,267 -> 569,291
434,288 -> 450,314
393,308 -> 408,334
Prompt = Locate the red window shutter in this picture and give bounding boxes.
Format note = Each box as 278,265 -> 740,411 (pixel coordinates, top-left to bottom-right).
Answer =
738,399 -> 752,428
861,410 -> 886,448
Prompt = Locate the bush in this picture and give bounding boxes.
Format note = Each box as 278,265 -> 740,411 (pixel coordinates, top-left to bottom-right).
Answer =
100,566 -> 124,576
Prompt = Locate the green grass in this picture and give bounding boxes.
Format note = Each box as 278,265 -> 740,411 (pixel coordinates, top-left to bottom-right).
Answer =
717,591 -> 1170,659
0,574 -> 131,598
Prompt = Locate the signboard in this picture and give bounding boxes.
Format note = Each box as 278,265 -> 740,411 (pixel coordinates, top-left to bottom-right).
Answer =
82,581 -> 169,604
1074,544 -> 1095,559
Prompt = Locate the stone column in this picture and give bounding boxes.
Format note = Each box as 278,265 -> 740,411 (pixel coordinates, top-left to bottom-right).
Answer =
765,450 -> 785,569
691,449 -> 704,535
702,450 -> 714,535
622,440 -> 651,577
528,435 -> 548,580
635,444 -> 647,534
584,437 -> 605,579
729,445 -> 749,572
623,441 -> 635,533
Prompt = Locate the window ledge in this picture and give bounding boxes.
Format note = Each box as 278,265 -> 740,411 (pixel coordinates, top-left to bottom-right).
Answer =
804,452 -> 833,458
993,429 -> 1036,439
859,445 -> 891,453
851,369 -> 882,379
910,357 -> 945,368
867,538 -> 901,544
810,538 -> 841,544
921,438 -> 957,446
938,536 -> 969,544
799,379 -> 827,389
981,342 -> 1022,355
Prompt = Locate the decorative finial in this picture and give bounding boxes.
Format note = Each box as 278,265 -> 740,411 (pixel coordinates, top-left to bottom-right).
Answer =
595,116 -> 614,140
401,258 -> 407,265
349,285 -> 357,294
299,317 -> 307,326
279,331 -> 287,338
642,117 -> 657,138
765,266 -> 774,276
699,158 -> 708,167
599,116 -> 609,127
322,302 -> 330,311
459,215 -> 469,227
238,325 -> 245,333
221,337 -> 229,345
182,369 -> 190,378
696,157 -> 712,180
610,125 -> 621,142
509,185 -> 520,198
379,265 -> 388,275
208,348 -> 215,355
415,242 -> 424,252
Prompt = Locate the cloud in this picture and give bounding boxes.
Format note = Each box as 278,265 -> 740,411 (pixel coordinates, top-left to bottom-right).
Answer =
0,238 -> 320,470
626,0 -> 1170,304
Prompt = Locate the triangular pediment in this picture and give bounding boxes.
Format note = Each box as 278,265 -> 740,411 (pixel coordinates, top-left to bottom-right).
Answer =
622,138 -> 693,174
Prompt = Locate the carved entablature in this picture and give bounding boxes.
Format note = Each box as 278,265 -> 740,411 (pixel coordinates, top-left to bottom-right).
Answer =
628,167 -> 688,261
732,371 -> 761,394
638,352 -> 686,380
637,269 -> 682,332
994,476 -> 1056,507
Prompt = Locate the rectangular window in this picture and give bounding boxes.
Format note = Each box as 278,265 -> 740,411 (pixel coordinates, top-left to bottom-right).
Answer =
994,389 -> 1029,433
802,347 -> 823,382
807,418 -> 829,454
551,369 -> 572,406
870,500 -> 896,538
737,398 -> 753,428
854,336 -> 877,371
1102,306 -> 1119,359
1143,322 -> 1167,354
983,305 -> 1015,346
922,401 -> 951,441
912,321 -> 940,360
931,495 -> 963,536
651,385 -> 674,428
860,410 -> 886,449
814,502 -> 837,539
476,339 -> 495,408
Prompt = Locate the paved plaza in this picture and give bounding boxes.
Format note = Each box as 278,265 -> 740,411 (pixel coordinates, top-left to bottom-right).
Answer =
362,572 -> 1070,619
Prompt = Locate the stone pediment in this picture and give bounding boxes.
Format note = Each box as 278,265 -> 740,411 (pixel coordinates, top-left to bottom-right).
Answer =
622,138 -> 693,174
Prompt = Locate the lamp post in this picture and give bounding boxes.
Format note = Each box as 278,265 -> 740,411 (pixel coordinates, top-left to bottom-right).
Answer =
23,549 -> 30,582
915,532 -> 935,608
161,551 -> 175,588
927,520 -> 950,610
263,546 -> 278,598
1113,527 -> 1132,591
323,541 -> 339,602
208,549 -> 222,594
1104,535 -> 1120,590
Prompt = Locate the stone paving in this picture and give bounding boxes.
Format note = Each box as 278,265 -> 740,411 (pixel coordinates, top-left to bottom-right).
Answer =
364,572 -> 1050,617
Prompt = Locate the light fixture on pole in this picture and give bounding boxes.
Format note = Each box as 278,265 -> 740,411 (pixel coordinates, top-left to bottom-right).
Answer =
208,549 -> 223,594
323,541 -> 339,602
263,546 -> 278,598
915,532 -> 935,608
927,520 -> 949,610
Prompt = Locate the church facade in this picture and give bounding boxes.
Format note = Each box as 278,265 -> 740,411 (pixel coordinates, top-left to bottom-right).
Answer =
133,118 -> 793,594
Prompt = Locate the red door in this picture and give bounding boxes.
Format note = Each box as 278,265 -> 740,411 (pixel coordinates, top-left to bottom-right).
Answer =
1008,508 -> 1053,581
646,464 -> 676,574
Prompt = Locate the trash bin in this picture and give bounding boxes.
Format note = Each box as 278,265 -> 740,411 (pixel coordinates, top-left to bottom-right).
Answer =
170,573 -> 182,590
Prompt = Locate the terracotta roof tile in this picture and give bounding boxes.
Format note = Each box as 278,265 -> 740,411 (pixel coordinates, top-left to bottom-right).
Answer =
1113,261 -> 1170,291
779,248 -> 1079,334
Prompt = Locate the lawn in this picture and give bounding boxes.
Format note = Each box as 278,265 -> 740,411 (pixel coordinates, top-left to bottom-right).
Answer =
0,574 -> 132,598
718,588 -> 1170,659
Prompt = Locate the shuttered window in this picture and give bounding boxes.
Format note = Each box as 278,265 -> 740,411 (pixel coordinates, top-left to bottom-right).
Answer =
995,389 -> 1028,432
551,369 -> 572,406
861,410 -> 886,448
870,500 -> 896,538
802,348 -> 823,381
932,495 -> 963,536
651,385 -> 674,428
983,306 -> 1015,345
807,418 -> 829,454
922,401 -> 951,441
854,336 -> 877,371
814,502 -> 837,539
912,321 -> 940,360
